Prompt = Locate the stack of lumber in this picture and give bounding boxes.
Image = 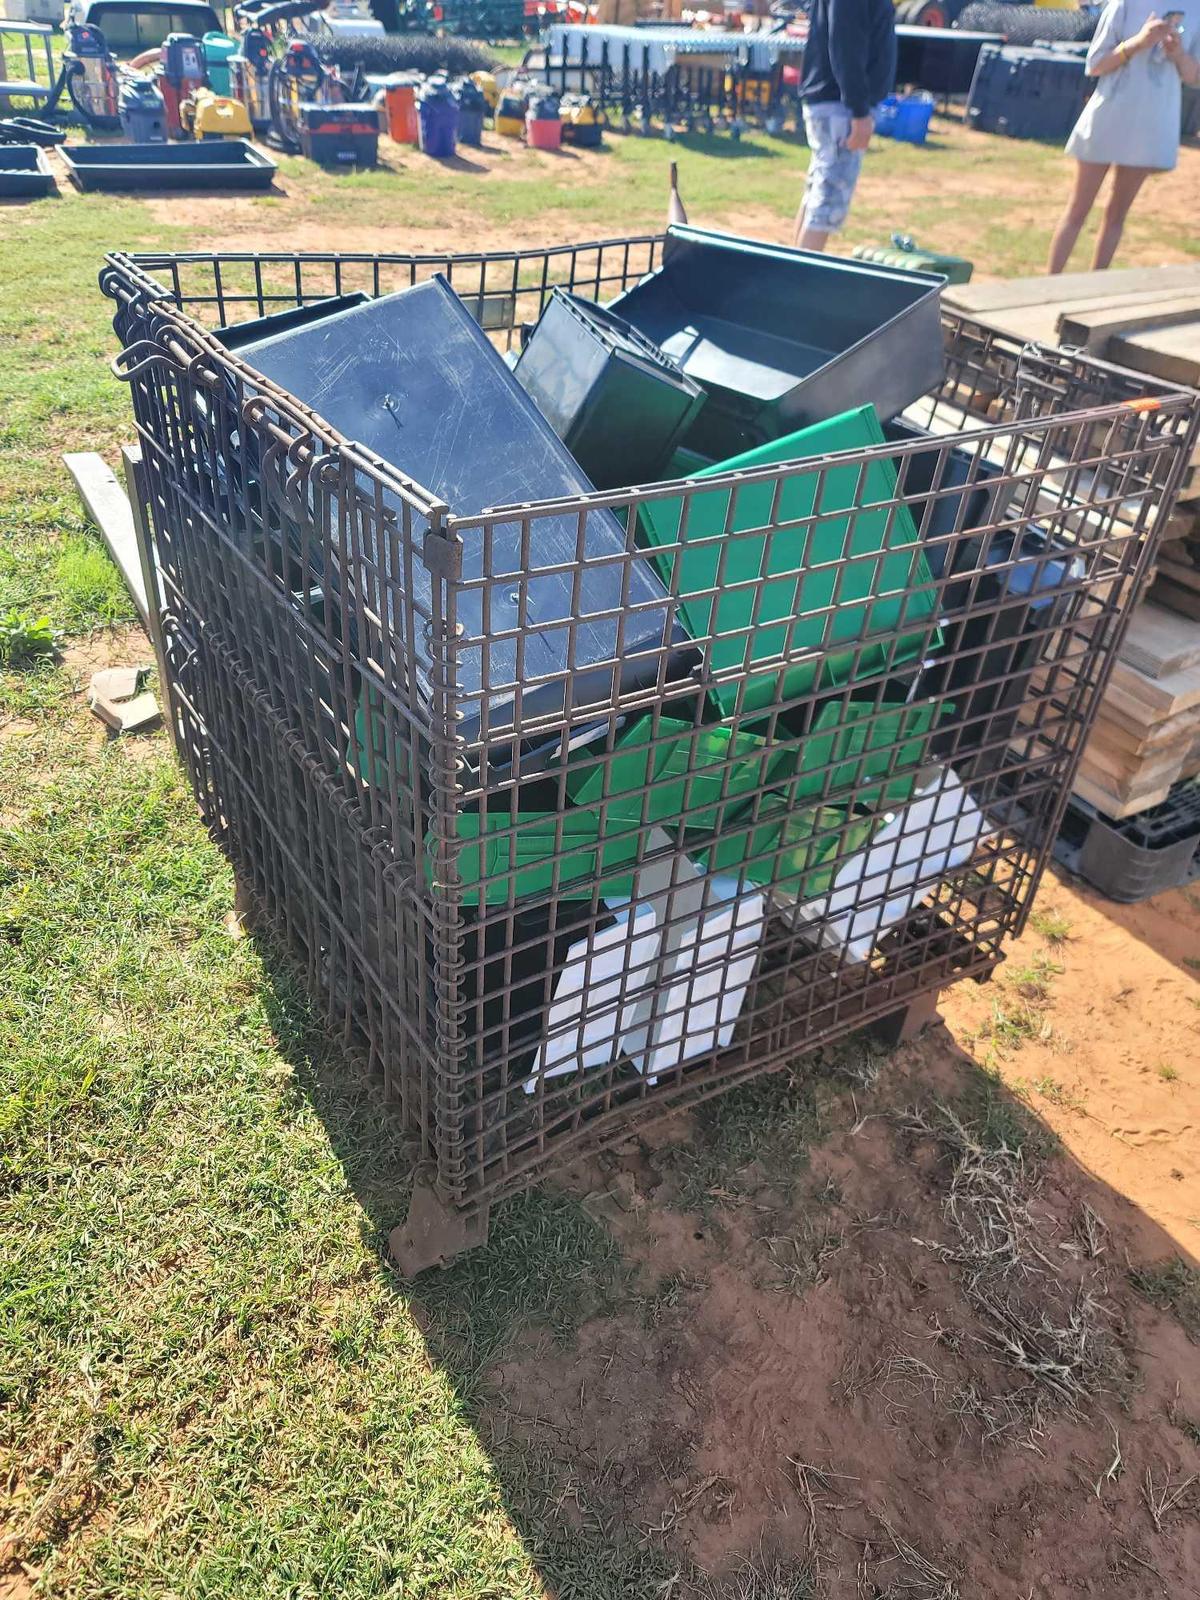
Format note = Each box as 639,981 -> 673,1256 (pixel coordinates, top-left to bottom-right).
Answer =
945,264 -> 1200,621
943,263 -> 1200,363
1069,601 -> 1200,818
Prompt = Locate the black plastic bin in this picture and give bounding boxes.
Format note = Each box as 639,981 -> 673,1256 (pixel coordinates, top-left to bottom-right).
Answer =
0,143 -> 56,198
514,289 -> 705,490
1054,780 -> 1200,902
61,139 -> 276,192
919,525 -> 1083,784
967,45 -> 1090,142
885,417 -> 1004,558
213,292 -> 372,351
607,225 -> 944,459
235,275 -> 694,760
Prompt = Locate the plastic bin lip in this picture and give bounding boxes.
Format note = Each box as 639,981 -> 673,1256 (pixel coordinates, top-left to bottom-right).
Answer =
659,223 -> 948,293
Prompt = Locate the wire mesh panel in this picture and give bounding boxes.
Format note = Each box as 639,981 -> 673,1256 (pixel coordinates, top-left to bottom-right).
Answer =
101,238 -> 1199,1268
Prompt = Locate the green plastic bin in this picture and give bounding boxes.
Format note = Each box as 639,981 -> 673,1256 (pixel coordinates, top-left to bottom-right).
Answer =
852,236 -> 973,285
634,404 -> 942,718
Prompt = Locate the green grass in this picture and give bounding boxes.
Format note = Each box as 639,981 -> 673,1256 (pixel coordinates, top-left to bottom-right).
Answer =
1129,1259 -> 1200,1342
1028,907 -> 1073,946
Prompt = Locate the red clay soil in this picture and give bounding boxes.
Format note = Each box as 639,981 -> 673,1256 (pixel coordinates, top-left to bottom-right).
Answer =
489,872 -> 1200,1598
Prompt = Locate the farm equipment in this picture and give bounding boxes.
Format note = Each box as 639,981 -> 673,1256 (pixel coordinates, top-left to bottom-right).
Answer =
158,32 -> 207,137
230,27 -> 273,131
267,37 -> 340,152
118,72 -> 167,139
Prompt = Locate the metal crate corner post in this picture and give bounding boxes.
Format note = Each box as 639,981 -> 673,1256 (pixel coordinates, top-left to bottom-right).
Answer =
387,511 -> 488,1276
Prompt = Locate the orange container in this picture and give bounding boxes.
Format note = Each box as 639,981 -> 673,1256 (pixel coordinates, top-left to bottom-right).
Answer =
384,76 -> 420,144
525,113 -> 562,151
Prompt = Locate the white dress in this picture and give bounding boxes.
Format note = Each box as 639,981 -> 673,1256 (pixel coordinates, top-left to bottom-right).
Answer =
1065,0 -> 1200,170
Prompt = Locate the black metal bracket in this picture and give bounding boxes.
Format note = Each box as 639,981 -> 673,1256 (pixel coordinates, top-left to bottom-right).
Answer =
871,987 -> 943,1048
388,1169 -> 489,1277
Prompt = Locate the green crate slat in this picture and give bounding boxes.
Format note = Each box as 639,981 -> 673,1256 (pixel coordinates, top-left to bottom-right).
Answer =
635,404 -> 942,718
428,811 -> 642,906
695,801 -> 880,901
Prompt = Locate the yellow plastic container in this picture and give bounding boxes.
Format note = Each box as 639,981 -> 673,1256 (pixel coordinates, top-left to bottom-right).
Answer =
471,70 -> 499,113
182,87 -> 253,140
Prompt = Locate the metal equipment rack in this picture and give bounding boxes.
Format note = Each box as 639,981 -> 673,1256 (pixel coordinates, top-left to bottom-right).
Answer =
540,24 -> 805,133
101,235 -> 1199,1271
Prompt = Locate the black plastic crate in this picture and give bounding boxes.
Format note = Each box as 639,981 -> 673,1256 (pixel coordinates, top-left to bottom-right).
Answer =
967,44 -> 1090,142
61,138 -> 277,191
513,288 -> 705,489
0,142 -> 55,198
607,225 -> 945,459
1054,779 -> 1200,903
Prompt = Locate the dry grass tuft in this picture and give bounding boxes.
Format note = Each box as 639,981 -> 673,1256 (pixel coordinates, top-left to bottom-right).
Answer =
901,1102 -> 1116,1413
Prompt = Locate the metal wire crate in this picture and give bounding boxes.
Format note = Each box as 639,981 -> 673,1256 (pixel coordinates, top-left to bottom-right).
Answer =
100,235 -> 1199,1271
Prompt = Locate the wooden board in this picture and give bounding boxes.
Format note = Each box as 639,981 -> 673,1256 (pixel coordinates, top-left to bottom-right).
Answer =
63,451 -> 149,627
1153,576 -> 1200,622
1118,600 -> 1200,679
1058,294 -> 1200,352
1107,655 -> 1200,719
944,264 -> 1200,317
1071,769 -> 1174,819
1108,321 -> 1200,390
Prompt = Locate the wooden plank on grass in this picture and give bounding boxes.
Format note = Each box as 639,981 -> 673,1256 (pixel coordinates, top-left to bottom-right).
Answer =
63,451 -> 148,627
1058,294 -> 1200,352
944,264 -> 1200,316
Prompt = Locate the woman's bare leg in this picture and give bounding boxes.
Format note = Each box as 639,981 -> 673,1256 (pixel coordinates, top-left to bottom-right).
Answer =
1047,160 -> 1109,274
1092,165 -> 1154,269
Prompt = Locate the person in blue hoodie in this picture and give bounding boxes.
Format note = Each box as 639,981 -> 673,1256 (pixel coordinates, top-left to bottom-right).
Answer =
794,0 -> 897,251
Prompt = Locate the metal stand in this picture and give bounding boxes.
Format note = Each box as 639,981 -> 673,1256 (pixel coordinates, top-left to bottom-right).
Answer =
871,987 -> 942,1047
388,1169 -> 489,1277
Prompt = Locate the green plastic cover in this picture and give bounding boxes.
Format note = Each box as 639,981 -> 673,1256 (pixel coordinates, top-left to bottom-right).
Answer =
695,801 -> 880,901
793,696 -> 946,811
634,404 -> 942,717
428,811 -> 641,906
566,715 -> 797,831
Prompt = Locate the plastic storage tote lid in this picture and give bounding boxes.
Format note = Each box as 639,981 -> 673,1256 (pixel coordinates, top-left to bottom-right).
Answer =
419,75 -> 456,103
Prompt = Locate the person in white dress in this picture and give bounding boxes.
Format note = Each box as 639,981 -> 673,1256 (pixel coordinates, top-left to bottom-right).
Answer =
1047,0 -> 1200,273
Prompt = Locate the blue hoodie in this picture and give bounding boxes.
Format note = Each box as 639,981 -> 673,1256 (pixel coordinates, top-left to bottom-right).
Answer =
800,0 -> 898,119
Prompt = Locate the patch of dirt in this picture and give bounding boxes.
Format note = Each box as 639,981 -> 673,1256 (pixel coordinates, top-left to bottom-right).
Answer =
943,870 -> 1200,1257
488,896 -> 1200,1596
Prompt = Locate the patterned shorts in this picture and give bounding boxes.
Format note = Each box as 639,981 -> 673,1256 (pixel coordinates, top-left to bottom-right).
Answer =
801,101 -> 866,232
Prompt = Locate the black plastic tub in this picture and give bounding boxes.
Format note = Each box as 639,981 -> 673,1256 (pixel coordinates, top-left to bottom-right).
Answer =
607,225 -> 944,458
0,144 -> 56,199
60,140 -> 277,193
1054,781 -> 1200,903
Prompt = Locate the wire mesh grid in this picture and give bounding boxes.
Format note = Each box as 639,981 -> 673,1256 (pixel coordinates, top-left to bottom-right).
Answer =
101,237 -> 1199,1232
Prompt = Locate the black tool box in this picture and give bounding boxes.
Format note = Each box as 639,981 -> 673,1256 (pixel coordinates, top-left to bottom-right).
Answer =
298,102 -> 380,167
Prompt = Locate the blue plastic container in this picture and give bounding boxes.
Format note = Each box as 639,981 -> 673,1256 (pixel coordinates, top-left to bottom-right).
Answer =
418,76 -> 459,157
875,94 -> 935,145
453,77 -> 486,147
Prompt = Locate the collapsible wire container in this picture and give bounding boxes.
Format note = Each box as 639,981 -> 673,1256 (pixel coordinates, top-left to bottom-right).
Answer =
100,237 -> 1199,1271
